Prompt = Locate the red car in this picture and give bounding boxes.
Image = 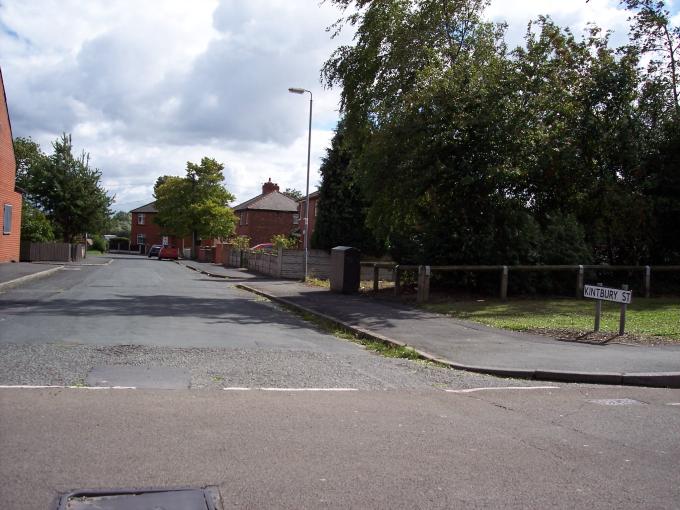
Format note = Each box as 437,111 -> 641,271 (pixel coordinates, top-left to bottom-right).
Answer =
158,246 -> 179,260
251,243 -> 274,252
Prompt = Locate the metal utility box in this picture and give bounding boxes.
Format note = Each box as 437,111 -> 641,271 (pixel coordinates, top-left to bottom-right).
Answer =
330,246 -> 360,294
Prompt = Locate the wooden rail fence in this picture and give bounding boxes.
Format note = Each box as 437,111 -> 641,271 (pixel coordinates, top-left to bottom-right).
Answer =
360,262 -> 680,303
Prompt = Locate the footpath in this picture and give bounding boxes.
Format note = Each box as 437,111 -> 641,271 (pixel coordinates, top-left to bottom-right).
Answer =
179,260 -> 680,388
0,262 -> 63,291
0,257 -> 113,292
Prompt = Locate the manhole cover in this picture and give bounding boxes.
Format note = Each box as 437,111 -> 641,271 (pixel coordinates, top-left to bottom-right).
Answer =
589,398 -> 646,406
56,487 -> 222,510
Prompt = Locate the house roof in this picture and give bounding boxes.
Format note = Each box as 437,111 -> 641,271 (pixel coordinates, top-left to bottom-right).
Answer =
129,201 -> 158,213
233,191 -> 298,212
299,190 -> 320,202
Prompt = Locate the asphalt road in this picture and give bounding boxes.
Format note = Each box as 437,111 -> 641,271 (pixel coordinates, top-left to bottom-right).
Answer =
0,255 -> 532,390
1,255 -> 679,509
1,386 -> 679,509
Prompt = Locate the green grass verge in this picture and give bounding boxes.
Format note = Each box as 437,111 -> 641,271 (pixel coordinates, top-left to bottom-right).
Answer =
422,298 -> 680,340
292,308 -> 424,361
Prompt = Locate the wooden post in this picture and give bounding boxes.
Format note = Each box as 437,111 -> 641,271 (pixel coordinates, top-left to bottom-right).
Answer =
417,265 -> 431,303
619,284 -> 629,335
373,264 -> 380,292
500,265 -> 509,301
644,266 -> 651,298
394,265 -> 401,295
594,282 -> 603,332
576,265 -> 584,298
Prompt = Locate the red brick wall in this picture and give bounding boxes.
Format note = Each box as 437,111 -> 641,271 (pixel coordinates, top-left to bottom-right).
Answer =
235,210 -> 296,247
0,71 -> 22,263
129,212 -> 192,254
297,195 -> 319,246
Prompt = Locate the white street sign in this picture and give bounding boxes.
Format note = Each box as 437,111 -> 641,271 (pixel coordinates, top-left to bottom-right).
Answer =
583,285 -> 633,304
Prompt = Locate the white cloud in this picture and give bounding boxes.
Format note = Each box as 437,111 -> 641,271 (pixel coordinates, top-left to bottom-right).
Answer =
1,0 -> 677,211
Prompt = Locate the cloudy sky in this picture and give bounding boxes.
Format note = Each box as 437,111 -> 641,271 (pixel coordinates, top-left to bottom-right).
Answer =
1,0 -> 678,211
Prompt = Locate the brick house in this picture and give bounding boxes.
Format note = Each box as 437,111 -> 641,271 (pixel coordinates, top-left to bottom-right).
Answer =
297,190 -> 320,244
0,68 -> 22,263
233,179 -> 299,247
129,202 -> 192,254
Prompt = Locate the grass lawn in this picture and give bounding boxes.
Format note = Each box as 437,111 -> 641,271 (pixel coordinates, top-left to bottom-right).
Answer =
422,297 -> 680,342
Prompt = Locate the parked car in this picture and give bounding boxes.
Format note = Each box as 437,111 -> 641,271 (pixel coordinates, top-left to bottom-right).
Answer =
158,246 -> 179,260
251,243 -> 274,252
147,245 -> 162,258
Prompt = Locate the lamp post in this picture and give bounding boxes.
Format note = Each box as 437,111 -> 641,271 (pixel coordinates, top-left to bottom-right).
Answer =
288,87 -> 312,281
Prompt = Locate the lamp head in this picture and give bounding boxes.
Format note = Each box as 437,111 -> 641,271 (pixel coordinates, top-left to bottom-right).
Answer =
288,87 -> 305,94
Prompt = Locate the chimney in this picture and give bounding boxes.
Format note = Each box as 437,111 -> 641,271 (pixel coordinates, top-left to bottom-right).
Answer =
262,178 -> 279,195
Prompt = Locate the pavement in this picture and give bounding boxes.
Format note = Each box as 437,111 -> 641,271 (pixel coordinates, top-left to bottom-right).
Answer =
0,261 -> 63,291
2,386 -> 679,510
177,261 -> 680,388
0,256 -> 114,292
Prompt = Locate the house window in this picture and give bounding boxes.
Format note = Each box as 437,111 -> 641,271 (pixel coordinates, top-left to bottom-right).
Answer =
240,212 -> 247,226
137,234 -> 146,246
3,204 -> 12,234
293,214 -> 299,225
314,201 -> 318,218
138,213 -> 145,225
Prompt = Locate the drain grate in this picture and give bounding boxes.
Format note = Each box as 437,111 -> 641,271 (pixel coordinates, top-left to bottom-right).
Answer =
589,398 -> 646,406
55,487 -> 222,510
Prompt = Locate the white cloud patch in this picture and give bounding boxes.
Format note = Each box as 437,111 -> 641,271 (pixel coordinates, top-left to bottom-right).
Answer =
1,0 -> 677,211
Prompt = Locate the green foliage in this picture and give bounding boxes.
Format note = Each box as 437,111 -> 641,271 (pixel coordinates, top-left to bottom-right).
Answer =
107,211 -> 131,237
282,188 -> 303,201
13,137 -> 46,194
311,123 -> 384,255
320,0 -> 680,266
15,134 -> 113,242
90,235 -> 107,252
20,202 -> 54,242
231,235 -> 251,250
154,157 -> 237,247
270,234 -> 296,249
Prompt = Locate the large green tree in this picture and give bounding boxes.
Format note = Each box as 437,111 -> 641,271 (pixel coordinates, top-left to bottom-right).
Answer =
154,157 -> 236,256
15,134 -> 113,243
311,122 -> 381,254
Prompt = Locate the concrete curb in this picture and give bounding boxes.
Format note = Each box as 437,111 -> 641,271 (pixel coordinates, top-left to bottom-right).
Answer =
236,283 -> 680,389
0,266 -> 63,292
175,260 -> 231,278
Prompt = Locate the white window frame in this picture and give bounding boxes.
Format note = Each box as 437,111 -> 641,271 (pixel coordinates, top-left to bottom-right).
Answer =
138,213 -> 145,225
3,204 -> 12,235
293,213 -> 299,225
137,234 -> 146,245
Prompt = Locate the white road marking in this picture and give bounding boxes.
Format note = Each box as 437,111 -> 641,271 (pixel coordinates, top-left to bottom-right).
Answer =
667,403 -> 680,406
257,388 -> 358,392
223,387 -> 252,391
445,386 -> 560,394
0,385 -> 136,389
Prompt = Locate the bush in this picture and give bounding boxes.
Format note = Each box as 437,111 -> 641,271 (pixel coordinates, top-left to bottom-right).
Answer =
271,234 -> 297,249
90,235 -> 107,252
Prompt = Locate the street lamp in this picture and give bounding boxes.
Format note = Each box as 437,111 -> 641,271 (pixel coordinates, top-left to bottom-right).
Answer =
288,87 -> 313,281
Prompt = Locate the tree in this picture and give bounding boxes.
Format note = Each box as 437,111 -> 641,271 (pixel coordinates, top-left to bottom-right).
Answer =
154,157 -> 236,256
20,202 -> 54,243
13,136 -> 46,194
17,134 -> 113,243
311,122 -> 382,254
283,188 -> 303,201
106,211 -> 131,238
618,0 -> 680,111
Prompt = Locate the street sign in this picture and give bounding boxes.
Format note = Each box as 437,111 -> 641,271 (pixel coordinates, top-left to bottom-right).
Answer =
584,283 -> 632,335
583,285 -> 633,304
